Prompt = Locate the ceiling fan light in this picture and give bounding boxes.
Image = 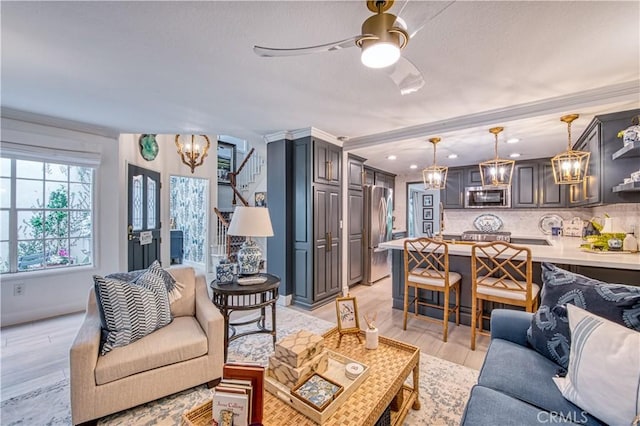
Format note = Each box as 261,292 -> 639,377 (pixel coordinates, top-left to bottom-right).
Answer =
361,42 -> 400,68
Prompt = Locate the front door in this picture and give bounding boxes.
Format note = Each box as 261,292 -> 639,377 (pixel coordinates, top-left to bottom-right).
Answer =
127,164 -> 161,271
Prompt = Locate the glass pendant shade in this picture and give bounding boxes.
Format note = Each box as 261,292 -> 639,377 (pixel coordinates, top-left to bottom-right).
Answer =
175,135 -> 211,173
422,137 -> 448,190
551,114 -> 590,184
479,127 -> 515,187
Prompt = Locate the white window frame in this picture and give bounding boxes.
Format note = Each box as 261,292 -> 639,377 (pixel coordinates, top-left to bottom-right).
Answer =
0,141 -> 100,275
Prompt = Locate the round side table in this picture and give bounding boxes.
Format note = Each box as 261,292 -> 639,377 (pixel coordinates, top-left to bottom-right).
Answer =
210,273 -> 280,362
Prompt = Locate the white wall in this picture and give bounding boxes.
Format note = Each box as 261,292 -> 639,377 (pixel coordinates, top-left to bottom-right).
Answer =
1,118 -> 120,326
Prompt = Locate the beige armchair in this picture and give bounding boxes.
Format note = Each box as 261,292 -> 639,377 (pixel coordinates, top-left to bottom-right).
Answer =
70,266 -> 224,425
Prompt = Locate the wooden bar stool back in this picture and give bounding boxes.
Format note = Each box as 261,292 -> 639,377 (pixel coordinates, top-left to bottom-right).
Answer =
470,241 -> 540,350
403,237 -> 461,342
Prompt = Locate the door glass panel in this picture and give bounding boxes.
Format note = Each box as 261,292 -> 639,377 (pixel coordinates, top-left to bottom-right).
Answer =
132,174 -> 143,231
147,176 -> 156,229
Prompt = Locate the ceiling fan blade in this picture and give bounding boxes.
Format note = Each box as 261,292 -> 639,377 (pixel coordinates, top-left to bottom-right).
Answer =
253,35 -> 360,57
384,56 -> 424,95
393,0 -> 455,39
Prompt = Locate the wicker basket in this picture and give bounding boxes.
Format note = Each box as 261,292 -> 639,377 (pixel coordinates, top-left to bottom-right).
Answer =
182,399 -> 212,426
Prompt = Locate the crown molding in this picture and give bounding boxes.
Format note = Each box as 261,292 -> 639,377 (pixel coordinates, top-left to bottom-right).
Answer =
263,127 -> 343,146
344,80 -> 640,150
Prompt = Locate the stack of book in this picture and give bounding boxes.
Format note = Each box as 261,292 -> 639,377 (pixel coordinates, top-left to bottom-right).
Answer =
212,363 -> 265,426
268,330 -> 328,389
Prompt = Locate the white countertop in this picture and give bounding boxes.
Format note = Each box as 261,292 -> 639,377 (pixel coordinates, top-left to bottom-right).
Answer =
380,236 -> 640,270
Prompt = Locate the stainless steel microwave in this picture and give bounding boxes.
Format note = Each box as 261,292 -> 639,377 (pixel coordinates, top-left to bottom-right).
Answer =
464,186 -> 511,208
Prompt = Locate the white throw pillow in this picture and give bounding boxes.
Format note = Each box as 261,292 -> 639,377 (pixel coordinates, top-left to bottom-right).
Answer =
553,304 -> 640,426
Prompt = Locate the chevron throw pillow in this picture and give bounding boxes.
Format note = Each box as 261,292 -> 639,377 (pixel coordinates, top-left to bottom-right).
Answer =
94,266 -> 172,355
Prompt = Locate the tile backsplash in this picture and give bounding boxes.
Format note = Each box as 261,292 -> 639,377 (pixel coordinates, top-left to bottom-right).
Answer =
443,203 -> 639,237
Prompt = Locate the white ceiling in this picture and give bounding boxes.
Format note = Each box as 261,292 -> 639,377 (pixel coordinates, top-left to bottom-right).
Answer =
2,1 -> 639,175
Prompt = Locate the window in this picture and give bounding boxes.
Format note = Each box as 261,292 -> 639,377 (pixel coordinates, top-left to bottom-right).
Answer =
0,155 -> 95,274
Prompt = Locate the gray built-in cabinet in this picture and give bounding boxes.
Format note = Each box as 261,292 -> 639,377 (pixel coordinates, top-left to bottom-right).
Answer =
266,136 -> 342,309
347,155 -> 365,286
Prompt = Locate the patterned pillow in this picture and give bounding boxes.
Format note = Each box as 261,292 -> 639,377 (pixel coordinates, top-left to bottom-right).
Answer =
106,261 -> 184,303
527,262 -> 640,368
94,266 -> 172,355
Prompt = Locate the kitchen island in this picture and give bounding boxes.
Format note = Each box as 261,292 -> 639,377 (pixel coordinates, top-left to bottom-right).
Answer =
380,236 -> 640,327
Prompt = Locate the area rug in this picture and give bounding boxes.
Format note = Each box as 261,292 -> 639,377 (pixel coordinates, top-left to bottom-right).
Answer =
1,307 -> 477,426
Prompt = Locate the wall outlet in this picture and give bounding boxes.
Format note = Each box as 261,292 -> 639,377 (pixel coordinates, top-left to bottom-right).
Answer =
13,282 -> 25,296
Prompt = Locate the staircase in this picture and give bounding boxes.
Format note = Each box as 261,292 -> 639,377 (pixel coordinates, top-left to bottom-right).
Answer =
212,145 -> 266,263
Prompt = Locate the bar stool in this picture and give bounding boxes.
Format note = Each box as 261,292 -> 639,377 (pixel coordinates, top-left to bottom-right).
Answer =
470,241 -> 540,350
403,237 -> 461,342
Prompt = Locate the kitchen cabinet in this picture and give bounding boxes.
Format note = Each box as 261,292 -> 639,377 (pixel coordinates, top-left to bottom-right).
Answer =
569,109 -> 640,206
364,168 -> 375,185
466,167 -> 482,186
313,185 -> 342,301
511,159 -> 567,208
267,135 -> 342,309
441,167 -> 464,209
347,154 -> 365,286
314,139 -> 341,186
347,191 -> 364,286
347,154 -> 366,190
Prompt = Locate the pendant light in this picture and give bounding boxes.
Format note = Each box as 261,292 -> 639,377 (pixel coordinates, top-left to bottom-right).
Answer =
551,114 -> 590,184
175,135 -> 211,174
422,137 -> 448,190
479,127 -> 515,187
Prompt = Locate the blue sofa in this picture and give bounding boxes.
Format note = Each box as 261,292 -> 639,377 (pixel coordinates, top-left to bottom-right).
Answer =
460,310 -> 605,426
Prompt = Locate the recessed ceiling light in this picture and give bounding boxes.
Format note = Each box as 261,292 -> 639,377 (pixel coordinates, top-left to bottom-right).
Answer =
509,153 -> 521,158
447,154 -> 458,159
507,138 -> 520,144
409,164 -> 418,169
387,155 -> 397,160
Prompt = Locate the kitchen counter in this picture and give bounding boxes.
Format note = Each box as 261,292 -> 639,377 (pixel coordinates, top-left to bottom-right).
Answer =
381,235 -> 639,328
380,236 -> 640,270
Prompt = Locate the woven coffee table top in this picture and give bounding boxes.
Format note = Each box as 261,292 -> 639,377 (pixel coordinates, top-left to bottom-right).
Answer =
263,327 -> 420,425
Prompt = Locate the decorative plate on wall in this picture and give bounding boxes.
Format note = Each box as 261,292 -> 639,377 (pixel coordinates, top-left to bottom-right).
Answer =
139,134 -> 159,161
538,214 -> 564,235
473,214 -> 503,233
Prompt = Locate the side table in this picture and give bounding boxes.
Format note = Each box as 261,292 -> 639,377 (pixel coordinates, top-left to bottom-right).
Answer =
210,273 -> 280,361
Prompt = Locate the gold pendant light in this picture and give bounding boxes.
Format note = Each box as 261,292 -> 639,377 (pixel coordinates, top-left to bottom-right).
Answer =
422,137 -> 448,190
479,127 -> 515,187
175,135 -> 211,174
551,114 -> 590,184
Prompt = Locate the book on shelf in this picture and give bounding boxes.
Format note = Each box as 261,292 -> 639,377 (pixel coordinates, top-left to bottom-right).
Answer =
223,363 -> 265,425
212,388 -> 249,426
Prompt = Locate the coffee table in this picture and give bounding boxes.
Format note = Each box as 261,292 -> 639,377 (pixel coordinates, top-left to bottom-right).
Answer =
183,327 -> 420,426
263,327 -> 420,425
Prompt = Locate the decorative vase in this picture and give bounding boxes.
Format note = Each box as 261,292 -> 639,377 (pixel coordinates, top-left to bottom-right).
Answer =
237,240 -> 261,275
216,260 -> 235,284
365,327 -> 378,350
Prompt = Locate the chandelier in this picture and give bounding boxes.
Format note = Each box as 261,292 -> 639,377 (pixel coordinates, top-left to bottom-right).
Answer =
479,127 -> 515,187
551,114 -> 590,184
175,135 -> 211,174
422,137 -> 448,190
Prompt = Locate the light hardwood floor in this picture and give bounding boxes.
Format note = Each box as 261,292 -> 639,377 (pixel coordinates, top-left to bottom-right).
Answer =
0,276 -> 489,402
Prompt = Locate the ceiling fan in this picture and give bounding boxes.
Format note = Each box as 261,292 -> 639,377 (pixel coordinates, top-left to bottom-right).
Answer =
253,0 -> 454,95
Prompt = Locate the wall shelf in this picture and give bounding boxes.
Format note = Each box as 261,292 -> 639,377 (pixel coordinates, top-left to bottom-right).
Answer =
612,140 -> 640,160
612,181 -> 640,193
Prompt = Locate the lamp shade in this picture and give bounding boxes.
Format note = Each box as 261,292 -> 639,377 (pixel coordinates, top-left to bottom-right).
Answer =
227,206 -> 274,237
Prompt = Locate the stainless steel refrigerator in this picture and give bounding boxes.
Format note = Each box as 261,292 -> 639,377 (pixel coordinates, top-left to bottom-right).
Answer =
363,185 -> 393,285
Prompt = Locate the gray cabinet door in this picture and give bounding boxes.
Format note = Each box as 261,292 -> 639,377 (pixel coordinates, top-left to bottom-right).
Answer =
570,124 -> 601,206
364,168 -> 375,185
347,156 -> 364,191
512,162 -> 538,208
313,140 -> 341,186
539,161 -> 567,207
348,191 -> 363,286
442,168 -> 464,209
313,186 -> 341,301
